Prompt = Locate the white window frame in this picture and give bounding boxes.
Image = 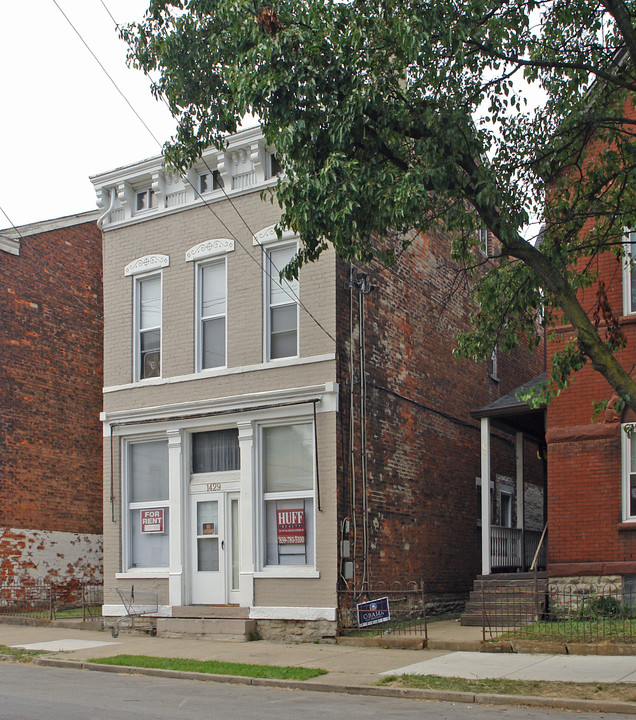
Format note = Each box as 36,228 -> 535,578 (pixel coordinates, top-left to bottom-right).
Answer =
621,423 -> 636,522
121,437 -> 170,574
490,345 -> 499,381
135,187 -> 157,214
264,241 -> 299,362
622,229 -> 636,315
198,169 -> 223,195
134,272 -> 162,382
196,257 -> 227,372
257,420 -> 316,572
478,226 -> 489,255
498,487 -> 514,528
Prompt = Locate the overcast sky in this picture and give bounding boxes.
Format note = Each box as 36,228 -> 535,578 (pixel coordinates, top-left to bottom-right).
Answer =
0,0 -> 176,229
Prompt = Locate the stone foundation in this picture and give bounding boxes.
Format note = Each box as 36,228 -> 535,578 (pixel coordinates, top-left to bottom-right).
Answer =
255,618 -> 337,642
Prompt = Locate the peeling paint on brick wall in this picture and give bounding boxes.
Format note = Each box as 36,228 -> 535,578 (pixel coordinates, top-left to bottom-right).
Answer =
0,527 -> 103,583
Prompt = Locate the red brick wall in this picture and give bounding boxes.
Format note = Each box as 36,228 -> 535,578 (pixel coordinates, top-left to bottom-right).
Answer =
335,229 -> 545,598
0,216 -> 103,539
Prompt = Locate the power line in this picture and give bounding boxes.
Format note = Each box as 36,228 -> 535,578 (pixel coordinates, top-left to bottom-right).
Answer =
68,0 -> 335,344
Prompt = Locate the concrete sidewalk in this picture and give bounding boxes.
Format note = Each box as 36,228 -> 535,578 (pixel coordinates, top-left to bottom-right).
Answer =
1,620 -> 635,714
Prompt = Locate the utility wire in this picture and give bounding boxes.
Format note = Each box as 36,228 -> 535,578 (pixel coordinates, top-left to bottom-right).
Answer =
62,0 -> 335,344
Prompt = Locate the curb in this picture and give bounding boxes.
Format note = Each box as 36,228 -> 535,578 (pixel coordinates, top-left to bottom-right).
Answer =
35,658 -> 636,714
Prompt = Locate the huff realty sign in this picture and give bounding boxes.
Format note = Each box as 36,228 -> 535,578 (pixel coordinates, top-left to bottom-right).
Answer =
356,597 -> 390,627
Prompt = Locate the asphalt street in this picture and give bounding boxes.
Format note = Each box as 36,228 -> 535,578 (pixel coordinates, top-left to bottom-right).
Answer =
0,663 -> 634,720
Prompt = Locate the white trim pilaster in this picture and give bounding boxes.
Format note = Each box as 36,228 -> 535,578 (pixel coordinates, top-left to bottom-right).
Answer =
237,421 -> 255,607
167,429 -> 185,607
481,417 -> 491,575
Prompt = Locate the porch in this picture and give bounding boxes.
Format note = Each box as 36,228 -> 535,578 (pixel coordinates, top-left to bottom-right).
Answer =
472,373 -> 548,576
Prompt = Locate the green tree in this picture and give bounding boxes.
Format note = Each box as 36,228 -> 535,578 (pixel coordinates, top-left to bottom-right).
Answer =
123,0 -> 636,409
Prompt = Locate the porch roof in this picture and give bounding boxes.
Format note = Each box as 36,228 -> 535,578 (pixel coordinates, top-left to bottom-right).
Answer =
471,372 -> 546,443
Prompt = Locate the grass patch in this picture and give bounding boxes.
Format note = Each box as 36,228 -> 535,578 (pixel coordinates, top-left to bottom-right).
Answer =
379,674 -> 636,703
54,608 -> 103,619
0,643 -> 43,663
88,654 -> 327,680
495,618 -> 636,643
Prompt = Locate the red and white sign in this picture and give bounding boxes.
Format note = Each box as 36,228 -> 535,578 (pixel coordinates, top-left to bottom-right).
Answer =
276,509 -> 305,545
140,508 -> 165,534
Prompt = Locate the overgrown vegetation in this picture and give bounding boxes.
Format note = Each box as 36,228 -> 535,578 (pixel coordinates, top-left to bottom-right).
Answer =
0,644 -> 43,663
379,673 -> 636,702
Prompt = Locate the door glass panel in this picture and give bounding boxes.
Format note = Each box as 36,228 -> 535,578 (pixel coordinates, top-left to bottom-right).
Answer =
231,499 -> 239,590
197,501 -> 219,572
198,538 -> 219,571
197,501 -> 218,535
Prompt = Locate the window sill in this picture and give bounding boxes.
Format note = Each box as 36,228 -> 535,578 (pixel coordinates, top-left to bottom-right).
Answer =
116,571 -> 169,579
618,521 -> 636,532
253,568 -> 320,579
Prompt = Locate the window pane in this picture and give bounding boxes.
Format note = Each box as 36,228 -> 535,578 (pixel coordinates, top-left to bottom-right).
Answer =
263,425 -> 313,492
130,508 -> 169,567
130,441 -> 169,502
192,429 -> 240,473
268,245 -> 298,305
139,276 -> 161,329
202,317 -> 225,368
231,499 -> 239,590
197,501 -> 218,535
198,537 -> 219,571
270,305 -> 297,359
140,329 -> 160,378
201,262 -> 226,317
199,173 -> 209,194
265,498 -> 314,565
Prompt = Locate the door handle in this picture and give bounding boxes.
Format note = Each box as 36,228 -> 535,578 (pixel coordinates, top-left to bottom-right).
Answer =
221,540 -> 225,550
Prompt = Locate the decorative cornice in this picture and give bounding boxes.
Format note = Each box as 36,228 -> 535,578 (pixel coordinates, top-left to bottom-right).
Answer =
124,254 -> 170,277
546,422 -> 620,444
253,224 -> 297,246
185,238 -> 234,262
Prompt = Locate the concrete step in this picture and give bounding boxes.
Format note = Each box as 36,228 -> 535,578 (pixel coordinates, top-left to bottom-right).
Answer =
156,616 -> 256,642
171,605 -> 250,619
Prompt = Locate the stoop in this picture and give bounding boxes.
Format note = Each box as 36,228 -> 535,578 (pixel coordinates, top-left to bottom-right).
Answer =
156,606 -> 256,642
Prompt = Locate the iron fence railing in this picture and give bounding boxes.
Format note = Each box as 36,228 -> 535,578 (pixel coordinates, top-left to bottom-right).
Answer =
490,527 -> 546,570
0,578 -> 103,621
337,581 -> 427,639
482,579 -> 636,643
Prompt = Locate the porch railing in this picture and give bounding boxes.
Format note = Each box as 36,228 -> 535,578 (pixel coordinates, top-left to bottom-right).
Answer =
491,527 -> 546,570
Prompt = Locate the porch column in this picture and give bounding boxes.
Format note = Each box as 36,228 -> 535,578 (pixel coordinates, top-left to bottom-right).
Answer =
167,429 -> 184,607
237,421 -> 255,608
481,417 -> 491,575
515,433 -> 525,529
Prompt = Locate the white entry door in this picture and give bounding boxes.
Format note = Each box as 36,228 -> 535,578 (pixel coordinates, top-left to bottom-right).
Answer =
190,491 -> 240,605
191,492 -> 226,604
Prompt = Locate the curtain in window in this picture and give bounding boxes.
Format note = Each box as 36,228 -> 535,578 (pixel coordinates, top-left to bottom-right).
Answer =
192,429 -> 240,473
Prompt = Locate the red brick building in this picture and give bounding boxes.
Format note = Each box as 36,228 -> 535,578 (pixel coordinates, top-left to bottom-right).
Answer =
0,212 -> 103,586
545,237 -> 636,594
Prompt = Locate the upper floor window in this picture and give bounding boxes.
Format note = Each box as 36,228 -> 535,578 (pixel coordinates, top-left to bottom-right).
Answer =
197,259 -> 226,370
199,170 -> 223,195
136,188 -> 157,213
136,274 -> 161,380
269,154 -> 282,178
265,243 -> 299,360
622,425 -> 636,522
478,226 -> 488,255
623,230 -> 636,314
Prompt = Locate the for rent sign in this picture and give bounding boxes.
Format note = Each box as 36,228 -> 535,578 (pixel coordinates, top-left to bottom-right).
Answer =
357,597 -> 390,627
276,509 -> 305,545
140,509 -> 165,534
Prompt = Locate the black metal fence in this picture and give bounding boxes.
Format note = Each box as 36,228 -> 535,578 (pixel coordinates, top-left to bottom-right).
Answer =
337,581 -> 427,638
0,578 -> 103,621
482,579 -> 636,643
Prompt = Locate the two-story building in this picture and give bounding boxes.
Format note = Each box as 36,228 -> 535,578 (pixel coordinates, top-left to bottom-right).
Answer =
92,125 -> 544,640
0,212 -> 103,591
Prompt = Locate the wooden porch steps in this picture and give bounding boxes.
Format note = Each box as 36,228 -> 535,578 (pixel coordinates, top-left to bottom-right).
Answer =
156,605 -> 255,642
460,572 -> 547,627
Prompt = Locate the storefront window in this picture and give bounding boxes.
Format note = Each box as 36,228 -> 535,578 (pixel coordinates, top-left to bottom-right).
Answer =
127,440 -> 169,568
262,424 -> 315,566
